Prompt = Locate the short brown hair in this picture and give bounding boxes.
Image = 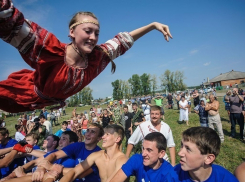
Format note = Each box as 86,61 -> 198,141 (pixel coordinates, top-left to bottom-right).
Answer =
105,124 -> 124,147
150,105 -> 161,112
26,133 -> 39,144
0,128 -> 9,136
88,123 -> 104,138
182,127 -> 221,157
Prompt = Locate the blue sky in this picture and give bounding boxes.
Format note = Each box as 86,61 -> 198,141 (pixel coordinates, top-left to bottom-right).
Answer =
1,0 -> 245,99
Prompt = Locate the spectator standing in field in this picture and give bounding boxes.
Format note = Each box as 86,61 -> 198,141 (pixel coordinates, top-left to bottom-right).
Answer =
131,103 -> 145,131
71,117 -> 83,142
96,105 -> 102,117
100,109 -> 112,128
50,109 -> 57,126
205,94 -> 224,142
192,89 -> 200,107
176,93 -> 181,110
81,114 -> 89,136
226,88 -> 244,140
113,103 -> 121,124
166,93 -> 173,109
179,96 -> 189,126
152,93 -> 165,120
194,100 -> 209,127
223,90 -> 231,123
127,100 -> 133,113
121,105 -> 133,146
39,114 -> 53,136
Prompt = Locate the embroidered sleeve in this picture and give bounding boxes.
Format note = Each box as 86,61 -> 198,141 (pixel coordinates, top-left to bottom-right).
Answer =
0,0 -> 36,54
100,32 -> 134,60
0,0 -> 52,69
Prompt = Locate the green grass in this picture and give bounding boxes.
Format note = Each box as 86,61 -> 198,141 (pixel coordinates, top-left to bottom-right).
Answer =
4,97 -> 245,176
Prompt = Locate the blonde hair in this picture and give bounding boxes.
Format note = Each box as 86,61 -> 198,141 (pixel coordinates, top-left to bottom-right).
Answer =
69,12 -> 99,29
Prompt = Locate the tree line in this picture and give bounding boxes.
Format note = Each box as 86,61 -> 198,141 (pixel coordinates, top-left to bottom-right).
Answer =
68,87 -> 93,107
111,70 -> 187,100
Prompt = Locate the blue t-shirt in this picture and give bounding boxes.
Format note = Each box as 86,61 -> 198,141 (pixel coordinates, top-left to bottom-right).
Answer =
122,154 -> 178,182
62,142 -> 101,182
0,138 -> 25,178
54,128 -> 71,137
174,164 -> 238,182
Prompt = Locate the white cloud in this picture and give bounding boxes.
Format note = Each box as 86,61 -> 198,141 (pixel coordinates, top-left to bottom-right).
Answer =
203,62 -> 211,66
190,49 -> 198,55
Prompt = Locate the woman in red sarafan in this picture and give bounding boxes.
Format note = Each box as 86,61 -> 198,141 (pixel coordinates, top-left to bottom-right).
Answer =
0,0 -> 172,113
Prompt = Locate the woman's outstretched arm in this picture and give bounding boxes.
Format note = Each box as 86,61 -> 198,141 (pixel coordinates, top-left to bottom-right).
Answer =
130,22 -> 172,42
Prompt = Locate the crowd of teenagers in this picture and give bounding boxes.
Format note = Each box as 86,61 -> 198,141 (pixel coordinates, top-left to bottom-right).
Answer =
0,88 -> 245,181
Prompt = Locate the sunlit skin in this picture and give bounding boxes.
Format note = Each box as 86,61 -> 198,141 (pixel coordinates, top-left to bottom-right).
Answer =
42,136 -> 55,149
178,140 -> 207,171
84,126 -> 101,148
102,129 -> 120,148
150,110 -> 161,126
59,134 -> 70,149
142,140 -> 165,169
69,15 -> 100,55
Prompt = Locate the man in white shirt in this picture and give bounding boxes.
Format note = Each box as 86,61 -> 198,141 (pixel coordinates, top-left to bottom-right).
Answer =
127,101 -> 133,113
125,105 -> 176,166
39,115 -> 52,136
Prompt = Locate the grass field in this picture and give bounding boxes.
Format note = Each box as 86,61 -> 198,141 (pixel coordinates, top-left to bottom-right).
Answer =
3,96 -> 245,176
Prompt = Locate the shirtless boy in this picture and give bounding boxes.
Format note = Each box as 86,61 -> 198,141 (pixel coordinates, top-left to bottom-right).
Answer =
205,94 -> 224,142
57,124 -> 127,182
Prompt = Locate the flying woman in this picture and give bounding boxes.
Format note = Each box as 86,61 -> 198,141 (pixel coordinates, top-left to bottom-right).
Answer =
0,0 -> 172,113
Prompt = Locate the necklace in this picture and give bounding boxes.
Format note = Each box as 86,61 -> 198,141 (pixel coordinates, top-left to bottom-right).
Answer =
71,43 -> 85,58
71,43 -> 88,69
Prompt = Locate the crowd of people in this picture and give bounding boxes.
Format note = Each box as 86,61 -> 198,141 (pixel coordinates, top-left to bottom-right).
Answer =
0,88 -> 245,181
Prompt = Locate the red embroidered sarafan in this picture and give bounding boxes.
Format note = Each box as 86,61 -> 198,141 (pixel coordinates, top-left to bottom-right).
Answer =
0,0 -> 134,113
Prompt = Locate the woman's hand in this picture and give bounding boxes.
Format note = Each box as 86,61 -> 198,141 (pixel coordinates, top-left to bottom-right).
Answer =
153,22 -> 172,42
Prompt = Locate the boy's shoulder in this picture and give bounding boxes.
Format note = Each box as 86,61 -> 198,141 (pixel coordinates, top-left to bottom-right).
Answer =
210,164 -> 238,182
173,164 -> 238,182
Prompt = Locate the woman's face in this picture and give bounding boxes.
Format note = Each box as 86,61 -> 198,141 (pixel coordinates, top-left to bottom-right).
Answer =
70,15 -> 100,54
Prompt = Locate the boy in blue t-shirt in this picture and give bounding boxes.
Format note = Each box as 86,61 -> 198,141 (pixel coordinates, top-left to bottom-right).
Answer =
36,123 -> 104,182
1,132 -> 78,181
0,128 -> 25,178
110,132 -> 178,182
54,121 -> 71,137
174,127 -> 238,182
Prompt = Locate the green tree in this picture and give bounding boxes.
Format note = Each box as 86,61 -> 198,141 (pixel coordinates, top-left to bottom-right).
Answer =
160,69 -> 186,92
128,74 -> 141,96
80,86 -> 93,105
111,79 -> 121,100
140,73 -> 151,95
151,74 -> 158,95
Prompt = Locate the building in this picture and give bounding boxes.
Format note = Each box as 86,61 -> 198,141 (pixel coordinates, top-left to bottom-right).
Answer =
204,70 -> 245,87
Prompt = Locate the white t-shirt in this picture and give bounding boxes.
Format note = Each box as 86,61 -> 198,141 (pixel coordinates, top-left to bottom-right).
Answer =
43,120 -> 52,135
15,131 -> 25,142
141,104 -> 150,115
97,108 -> 102,114
128,121 -> 175,148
